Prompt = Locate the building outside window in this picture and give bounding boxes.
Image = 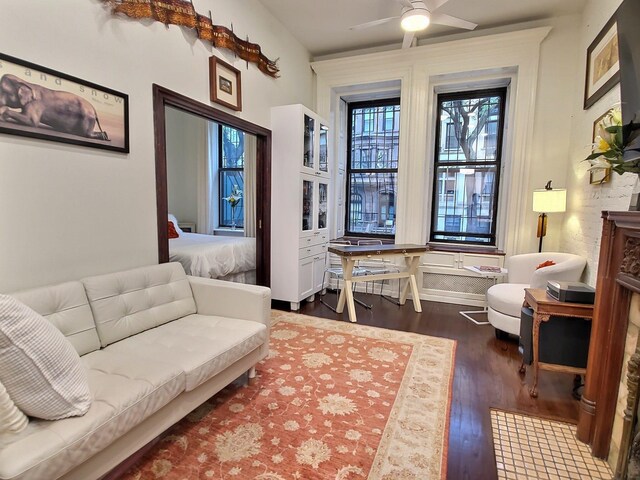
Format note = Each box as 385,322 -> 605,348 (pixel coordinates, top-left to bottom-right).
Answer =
430,88 -> 506,245
219,125 -> 244,228
346,99 -> 400,236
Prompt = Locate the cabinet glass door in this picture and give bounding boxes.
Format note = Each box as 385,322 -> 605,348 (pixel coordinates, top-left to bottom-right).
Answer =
318,181 -> 328,230
304,115 -> 315,170
319,124 -> 328,173
302,179 -> 314,231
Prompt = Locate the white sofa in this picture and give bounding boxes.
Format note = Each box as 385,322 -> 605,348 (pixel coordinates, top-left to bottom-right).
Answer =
487,252 -> 586,337
0,262 -> 270,480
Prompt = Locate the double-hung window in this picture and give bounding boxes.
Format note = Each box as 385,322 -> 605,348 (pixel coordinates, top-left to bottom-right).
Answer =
346,98 -> 400,237
219,125 -> 244,228
430,88 -> 506,245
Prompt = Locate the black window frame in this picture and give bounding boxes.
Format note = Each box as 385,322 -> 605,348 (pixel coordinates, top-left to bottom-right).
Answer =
346,97 -> 400,239
218,124 -> 244,228
429,87 -> 507,246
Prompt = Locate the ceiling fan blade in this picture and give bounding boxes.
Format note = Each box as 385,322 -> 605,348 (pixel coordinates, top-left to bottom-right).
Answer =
422,0 -> 452,11
402,31 -> 415,49
430,12 -> 477,30
394,0 -> 414,9
349,15 -> 399,30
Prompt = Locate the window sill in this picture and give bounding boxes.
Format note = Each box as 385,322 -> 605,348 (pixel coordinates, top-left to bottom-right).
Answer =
213,228 -> 244,237
427,242 -> 505,255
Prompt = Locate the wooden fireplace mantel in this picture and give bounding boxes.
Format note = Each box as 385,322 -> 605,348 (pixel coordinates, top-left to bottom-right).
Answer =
577,211 -> 640,458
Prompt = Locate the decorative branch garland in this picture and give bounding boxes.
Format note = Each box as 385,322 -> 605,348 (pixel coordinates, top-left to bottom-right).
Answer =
101,0 -> 280,77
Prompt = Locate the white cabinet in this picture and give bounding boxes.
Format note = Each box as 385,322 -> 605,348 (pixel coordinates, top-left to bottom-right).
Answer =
271,104 -> 331,310
418,249 -> 505,306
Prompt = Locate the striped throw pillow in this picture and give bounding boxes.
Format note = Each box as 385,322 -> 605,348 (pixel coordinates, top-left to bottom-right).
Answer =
0,295 -> 92,420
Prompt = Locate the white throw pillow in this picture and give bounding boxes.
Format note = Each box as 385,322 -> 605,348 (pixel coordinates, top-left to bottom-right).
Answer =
0,294 -> 92,420
0,379 -> 28,433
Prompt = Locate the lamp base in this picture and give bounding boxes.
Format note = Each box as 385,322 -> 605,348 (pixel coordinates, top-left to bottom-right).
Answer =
537,213 -> 547,253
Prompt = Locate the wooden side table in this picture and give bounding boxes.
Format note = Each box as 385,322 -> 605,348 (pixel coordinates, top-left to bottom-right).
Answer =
521,288 -> 595,398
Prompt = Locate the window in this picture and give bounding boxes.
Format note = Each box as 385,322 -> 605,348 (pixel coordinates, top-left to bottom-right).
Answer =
430,88 -> 506,245
346,98 -> 400,236
219,125 -> 245,228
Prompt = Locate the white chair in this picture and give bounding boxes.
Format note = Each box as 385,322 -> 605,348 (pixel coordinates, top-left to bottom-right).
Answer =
320,241 -> 371,312
487,252 -> 587,338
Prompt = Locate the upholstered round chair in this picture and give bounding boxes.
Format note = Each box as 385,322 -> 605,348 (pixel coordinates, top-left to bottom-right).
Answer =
487,252 -> 587,338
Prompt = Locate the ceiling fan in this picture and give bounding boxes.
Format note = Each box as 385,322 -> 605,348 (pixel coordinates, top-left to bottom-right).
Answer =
350,0 -> 477,49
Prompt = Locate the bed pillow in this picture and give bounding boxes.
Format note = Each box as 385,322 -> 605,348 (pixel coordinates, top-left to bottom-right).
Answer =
168,214 -> 184,234
0,294 -> 92,420
0,379 -> 28,433
168,220 -> 180,239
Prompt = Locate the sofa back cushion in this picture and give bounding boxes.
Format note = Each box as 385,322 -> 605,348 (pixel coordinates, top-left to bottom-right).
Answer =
11,281 -> 101,356
83,262 -> 197,347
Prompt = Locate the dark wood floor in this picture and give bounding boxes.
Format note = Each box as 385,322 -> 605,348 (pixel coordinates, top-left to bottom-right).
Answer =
275,294 -> 581,480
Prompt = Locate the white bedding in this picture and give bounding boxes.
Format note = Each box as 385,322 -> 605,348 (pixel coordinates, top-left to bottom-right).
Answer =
169,233 -> 256,280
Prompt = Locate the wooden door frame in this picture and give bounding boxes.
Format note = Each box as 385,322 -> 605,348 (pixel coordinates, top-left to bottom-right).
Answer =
152,84 -> 271,286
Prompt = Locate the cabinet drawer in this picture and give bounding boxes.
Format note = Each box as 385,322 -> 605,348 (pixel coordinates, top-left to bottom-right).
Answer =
423,251 -> 457,268
460,253 -> 502,268
299,232 -> 329,248
299,243 -> 327,259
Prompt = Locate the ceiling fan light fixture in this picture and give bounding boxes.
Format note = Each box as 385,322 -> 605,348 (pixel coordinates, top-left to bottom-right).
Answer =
401,8 -> 430,32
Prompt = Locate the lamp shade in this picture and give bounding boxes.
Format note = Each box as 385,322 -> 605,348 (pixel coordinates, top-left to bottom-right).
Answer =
532,188 -> 566,213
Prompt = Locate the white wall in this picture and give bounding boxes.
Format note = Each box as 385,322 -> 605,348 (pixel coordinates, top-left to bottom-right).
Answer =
0,0 -> 313,292
312,15 -> 582,257
560,0 -> 629,286
166,107 -> 206,227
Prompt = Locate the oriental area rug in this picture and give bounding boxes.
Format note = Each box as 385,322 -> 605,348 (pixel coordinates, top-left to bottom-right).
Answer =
123,311 -> 456,480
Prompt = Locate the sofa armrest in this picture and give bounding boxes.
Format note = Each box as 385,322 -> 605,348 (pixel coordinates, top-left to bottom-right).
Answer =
187,276 -> 271,327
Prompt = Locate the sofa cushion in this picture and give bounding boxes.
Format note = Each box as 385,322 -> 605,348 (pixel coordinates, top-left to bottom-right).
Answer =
105,314 -> 268,391
0,351 -> 184,480
0,295 -> 92,421
83,262 -> 197,347
486,283 -> 528,318
10,281 -> 100,356
0,380 -> 27,434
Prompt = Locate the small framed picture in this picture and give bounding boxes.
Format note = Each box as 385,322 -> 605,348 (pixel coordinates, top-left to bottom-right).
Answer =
209,56 -> 242,112
590,109 -> 612,184
584,15 -> 620,110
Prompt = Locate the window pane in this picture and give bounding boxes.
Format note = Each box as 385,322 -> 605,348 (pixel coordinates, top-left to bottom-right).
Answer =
220,171 -> 244,228
350,104 -> 400,170
437,94 -> 502,163
221,126 -> 244,168
348,172 -> 397,235
431,166 -> 496,244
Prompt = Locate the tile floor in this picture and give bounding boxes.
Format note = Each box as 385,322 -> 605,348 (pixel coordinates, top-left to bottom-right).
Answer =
491,409 -> 613,479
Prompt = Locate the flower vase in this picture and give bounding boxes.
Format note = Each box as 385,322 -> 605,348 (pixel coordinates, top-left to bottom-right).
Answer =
630,174 -> 640,212
231,205 -> 236,229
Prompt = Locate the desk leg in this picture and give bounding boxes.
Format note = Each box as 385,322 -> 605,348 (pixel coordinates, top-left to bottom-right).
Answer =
407,256 -> 422,313
529,312 -> 549,398
336,257 -> 357,323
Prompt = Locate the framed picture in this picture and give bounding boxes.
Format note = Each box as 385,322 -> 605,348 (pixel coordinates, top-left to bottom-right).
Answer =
0,53 -> 129,152
590,110 -> 612,184
209,56 -> 242,112
584,15 -> 620,110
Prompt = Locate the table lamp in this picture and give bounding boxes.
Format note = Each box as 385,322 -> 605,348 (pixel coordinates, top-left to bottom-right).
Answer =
532,180 -> 566,252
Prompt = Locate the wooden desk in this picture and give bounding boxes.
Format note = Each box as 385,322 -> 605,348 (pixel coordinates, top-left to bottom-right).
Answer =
328,243 -> 427,323
522,288 -> 594,398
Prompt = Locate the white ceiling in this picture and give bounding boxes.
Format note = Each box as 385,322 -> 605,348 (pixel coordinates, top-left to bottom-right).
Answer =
257,0 -> 588,58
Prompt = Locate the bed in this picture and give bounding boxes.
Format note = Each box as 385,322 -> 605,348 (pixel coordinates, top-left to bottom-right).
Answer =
169,231 -> 256,284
